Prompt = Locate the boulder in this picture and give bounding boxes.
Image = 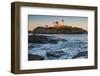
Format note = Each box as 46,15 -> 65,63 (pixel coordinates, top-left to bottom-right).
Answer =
28,54 -> 44,60
28,35 -> 48,44
28,35 -> 59,44
47,51 -> 65,58
72,51 -> 88,59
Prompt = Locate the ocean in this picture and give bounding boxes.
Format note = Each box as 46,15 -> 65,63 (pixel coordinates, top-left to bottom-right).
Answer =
28,34 -> 88,60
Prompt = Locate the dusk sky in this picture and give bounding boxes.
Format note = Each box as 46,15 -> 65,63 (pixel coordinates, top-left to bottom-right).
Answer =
28,15 -> 88,31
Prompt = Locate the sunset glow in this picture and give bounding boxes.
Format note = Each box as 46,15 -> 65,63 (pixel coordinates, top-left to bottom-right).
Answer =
28,15 -> 88,31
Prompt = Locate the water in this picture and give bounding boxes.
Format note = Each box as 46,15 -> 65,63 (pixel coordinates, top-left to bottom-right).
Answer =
28,34 -> 88,60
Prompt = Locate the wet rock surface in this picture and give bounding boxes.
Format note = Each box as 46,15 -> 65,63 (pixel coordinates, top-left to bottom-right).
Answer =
72,51 -> 88,59
28,35 -> 67,44
47,51 -> 65,58
28,54 -> 44,60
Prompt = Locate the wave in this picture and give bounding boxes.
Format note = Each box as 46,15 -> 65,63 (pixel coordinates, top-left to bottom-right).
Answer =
28,34 -> 88,60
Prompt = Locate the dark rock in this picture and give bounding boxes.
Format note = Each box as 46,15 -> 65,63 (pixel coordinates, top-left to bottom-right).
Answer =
46,38 -> 58,44
28,54 -> 44,60
72,51 -> 88,59
28,35 -> 48,44
47,51 -> 65,58
32,26 -> 87,34
28,35 -> 59,44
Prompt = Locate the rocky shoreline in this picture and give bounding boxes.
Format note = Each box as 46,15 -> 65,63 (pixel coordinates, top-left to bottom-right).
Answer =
28,34 -> 88,60
28,51 -> 88,60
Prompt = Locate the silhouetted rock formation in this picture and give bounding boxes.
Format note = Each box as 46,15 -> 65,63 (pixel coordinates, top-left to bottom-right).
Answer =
32,26 -> 87,34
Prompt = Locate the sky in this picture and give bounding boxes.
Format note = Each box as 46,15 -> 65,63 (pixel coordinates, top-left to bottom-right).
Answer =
28,15 -> 88,31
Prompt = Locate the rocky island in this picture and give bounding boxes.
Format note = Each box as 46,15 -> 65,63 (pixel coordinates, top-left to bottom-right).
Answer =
32,26 -> 87,34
